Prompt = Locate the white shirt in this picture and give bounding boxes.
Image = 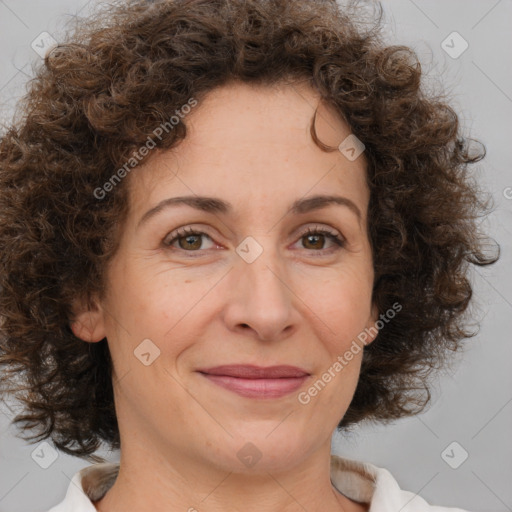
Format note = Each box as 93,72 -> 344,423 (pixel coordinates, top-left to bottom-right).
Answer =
46,454 -> 470,512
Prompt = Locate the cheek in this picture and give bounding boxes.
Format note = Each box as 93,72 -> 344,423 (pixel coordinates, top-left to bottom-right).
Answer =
108,263 -> 195,333
107,274 -> 218,373
297,268 -> 373,343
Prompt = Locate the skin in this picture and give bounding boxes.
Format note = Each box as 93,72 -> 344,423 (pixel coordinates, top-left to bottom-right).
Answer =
72,80 -> 379,512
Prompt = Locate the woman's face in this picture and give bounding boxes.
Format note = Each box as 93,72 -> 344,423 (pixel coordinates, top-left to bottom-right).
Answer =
74,81 -> 378,473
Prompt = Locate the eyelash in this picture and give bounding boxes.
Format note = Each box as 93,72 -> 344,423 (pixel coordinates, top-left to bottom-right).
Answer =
163,225 -> 345,255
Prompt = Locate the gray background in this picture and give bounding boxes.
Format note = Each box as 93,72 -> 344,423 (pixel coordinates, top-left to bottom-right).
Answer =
0,0 -> 511,510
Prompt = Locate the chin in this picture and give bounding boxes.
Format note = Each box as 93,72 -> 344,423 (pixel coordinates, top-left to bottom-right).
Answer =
207,429 -> 319,475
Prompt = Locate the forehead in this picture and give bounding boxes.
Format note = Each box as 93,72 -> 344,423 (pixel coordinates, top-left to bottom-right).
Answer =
126,81 -> 369,219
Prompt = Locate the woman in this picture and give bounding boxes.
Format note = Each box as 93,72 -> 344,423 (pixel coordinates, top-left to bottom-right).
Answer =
0,0 -> 499,510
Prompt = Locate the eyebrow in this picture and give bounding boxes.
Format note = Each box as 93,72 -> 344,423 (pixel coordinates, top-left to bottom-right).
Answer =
137,194 -> 362,228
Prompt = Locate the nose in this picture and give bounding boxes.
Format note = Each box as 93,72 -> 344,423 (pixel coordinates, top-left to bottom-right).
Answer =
222,243 -> 295,342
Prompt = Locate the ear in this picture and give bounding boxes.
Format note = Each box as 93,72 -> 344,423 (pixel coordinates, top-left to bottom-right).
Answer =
363,302 -> 380,346
70,296 -> 106,343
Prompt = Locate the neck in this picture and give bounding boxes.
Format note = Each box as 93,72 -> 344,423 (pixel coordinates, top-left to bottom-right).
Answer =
93,437 -> 361,512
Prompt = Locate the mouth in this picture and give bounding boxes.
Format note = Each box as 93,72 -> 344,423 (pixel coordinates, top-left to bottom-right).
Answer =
197,365 -> 311,399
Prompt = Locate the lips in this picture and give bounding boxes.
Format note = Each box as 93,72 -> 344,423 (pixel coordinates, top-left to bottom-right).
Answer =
197,365 -> 310,399
197,364 -> 310,379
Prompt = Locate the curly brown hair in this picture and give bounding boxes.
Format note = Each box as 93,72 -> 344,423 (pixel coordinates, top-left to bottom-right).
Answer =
0,0 -> 499,463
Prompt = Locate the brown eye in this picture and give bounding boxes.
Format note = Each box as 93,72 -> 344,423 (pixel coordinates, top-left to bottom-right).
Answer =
302,232 -> 327,250
297,227 -> 345,252
163,225 -> 345,255
178,234 -> 203,250
164,227 -> 214,251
